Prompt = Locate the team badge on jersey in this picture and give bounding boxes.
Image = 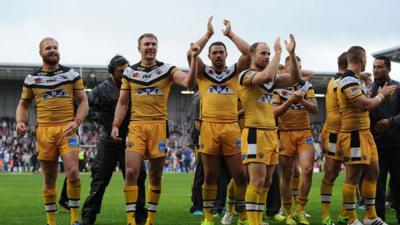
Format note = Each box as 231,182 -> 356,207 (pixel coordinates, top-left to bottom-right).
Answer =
236,138 -> 241,150
306,137 -> 314,145
136,87 -> 163,96
349,87 -> 361,96
207,85 -> 234,94
158,140 -> 166,152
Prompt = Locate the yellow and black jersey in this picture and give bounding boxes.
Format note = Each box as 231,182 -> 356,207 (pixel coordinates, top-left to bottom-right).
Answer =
274,80 -> 315,131
337,70 -> 370,132
20,65 -> 84,124
238,68 -> 276,129
122,61 -> 179,121
323,74 -> 342,133
198,64 -> 239,123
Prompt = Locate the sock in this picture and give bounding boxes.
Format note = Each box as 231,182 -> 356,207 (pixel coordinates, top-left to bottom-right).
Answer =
227,180 -> 235,214
292,177 -> 299,202
124,185 -> 138,225
343,183 -> 357,223
202,184 -> 217,222
234,183 -> 247,221
258,187 -> 268,224
245,185 -> 261,225
43,188 -> 57,225
147,185 -> 161,224
67,179 -> 81,224
362,180 -> 377,219
340,206 -> 347,217
320,179 -> 333,219
295,196 -> 308,213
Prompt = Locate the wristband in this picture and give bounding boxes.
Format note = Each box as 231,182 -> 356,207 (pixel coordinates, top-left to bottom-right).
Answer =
374,94 -> 384,103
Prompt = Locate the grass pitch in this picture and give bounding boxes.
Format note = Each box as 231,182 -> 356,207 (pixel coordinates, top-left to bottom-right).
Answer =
0,172 -> 397,225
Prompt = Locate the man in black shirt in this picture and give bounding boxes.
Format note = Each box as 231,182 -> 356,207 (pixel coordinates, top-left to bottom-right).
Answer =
370,56 -> 400,223
81,55 -> 147,225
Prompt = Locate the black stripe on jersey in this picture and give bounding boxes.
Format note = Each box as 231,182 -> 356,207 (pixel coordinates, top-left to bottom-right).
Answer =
247,154 -> 257,159
350,131 -> 360,148
340,83 -> 359,93
203,65 -> 237,84
131,61 -> 165,73
334,72 -> 343,79
166,120 -> 169,138
30,65 -> 72,77
125,67 -> 175,86
28,79 -> 75,89
247,128 -> 257,144
239,70 -> 248,85
124,71 -> 172,86
328,133 -> 337,143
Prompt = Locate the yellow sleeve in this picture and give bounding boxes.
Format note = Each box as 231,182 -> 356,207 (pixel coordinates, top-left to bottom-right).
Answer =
239,70 -> 256,86
121,77 -> 131,90
306,88 -> 315,99
170,67 -> 179,76
21,85 -> 33,100
73,77 -> 85,90
343,84 -> 362,100
272,92 -> 281,105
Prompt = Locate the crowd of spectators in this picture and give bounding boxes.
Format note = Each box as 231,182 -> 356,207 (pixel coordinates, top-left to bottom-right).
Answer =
0,117 -> 324,173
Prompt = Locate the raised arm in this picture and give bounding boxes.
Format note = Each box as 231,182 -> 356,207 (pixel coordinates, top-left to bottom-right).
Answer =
222,19 -> 249,55
251,37 -> 282,85
222,19 -> 250,71
174,43 -> 200,88
275,34 -> 301,88
187,16 -> 214,68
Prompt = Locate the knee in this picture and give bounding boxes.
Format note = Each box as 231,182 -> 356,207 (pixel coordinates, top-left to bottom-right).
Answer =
281,170 -> 293,183
67,167 -> 80,182
43,175 -> 57,189
149,171 -> 162,185
302,166 -> 314,177
324,168 -> 339,183
233,171 -> 247,186
364,167 -> 379,182
204,171 -> 218,185
250,176 -> 265,188
126,167 -> 139,183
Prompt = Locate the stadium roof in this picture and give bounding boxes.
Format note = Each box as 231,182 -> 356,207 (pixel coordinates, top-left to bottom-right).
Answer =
0,63 -> 334,94
372,45 -> 400,63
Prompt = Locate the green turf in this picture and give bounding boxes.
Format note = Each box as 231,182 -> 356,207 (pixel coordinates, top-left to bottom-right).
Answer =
0,172 -> 397,225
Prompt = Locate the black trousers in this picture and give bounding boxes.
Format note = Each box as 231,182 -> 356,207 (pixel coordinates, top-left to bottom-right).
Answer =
190,150 -> 231,213
376,146 -> 400,221
266,166 -> 281,216
58,138 -> 147,222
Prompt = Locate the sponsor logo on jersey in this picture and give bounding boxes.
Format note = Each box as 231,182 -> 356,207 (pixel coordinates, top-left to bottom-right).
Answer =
207,85 -> 233,94
42,89 -> 68,100
136,87 -> 163,96
289,104 -> 305,110
257,94 -> 274,103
